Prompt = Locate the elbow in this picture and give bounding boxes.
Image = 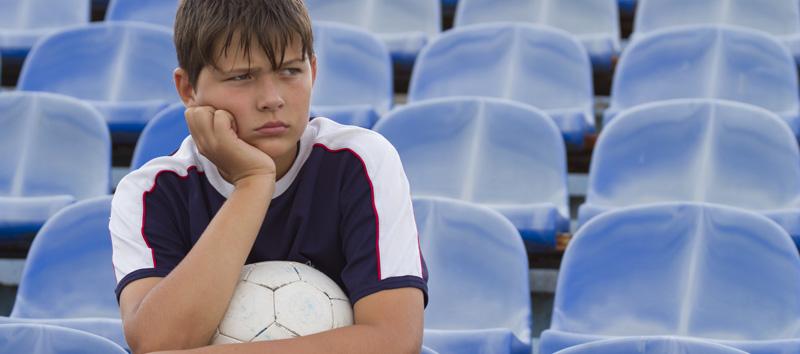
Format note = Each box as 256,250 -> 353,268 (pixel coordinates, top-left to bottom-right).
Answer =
391,330 -> 423,354
125,331 -> 166,354
405,338 -> 424,354
127,336 -> 185,354
123,325 -> 147,354
124,322 -> 206,354
394,341 -> 422,354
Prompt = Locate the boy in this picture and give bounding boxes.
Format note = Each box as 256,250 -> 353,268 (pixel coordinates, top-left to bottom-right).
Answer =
109,1 -> 428,353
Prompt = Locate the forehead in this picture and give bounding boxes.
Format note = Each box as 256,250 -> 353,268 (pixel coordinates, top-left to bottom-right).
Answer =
211,33 -> 305,70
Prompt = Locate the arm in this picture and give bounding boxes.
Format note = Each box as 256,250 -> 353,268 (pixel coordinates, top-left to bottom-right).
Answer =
120,107 -> 277,354
151,287 -> 425,354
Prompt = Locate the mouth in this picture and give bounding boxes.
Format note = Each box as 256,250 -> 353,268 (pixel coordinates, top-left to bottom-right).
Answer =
255,121 -> 289,136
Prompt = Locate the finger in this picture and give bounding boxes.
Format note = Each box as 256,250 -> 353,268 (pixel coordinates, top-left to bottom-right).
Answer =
186,106 -> 216,149
184,107 -> 208,139
230,115 -> 239,135
213,110 -> 237,140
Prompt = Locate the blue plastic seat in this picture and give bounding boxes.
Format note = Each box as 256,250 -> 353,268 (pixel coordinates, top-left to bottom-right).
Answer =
0,323 -> 126,354
421,346 -> 440,354
0,0 -> 90,58
0,92 -> 110,238
408,23 -> 594,146
541,202 -> 800,354
581,99 -> 800,246
311,22 -> 392,128
17,22 -> 180,133
130,102 -> 188,169
0,196 -> 127,349
554,336 -> 748,354
105,0 -> 179,29
305,0 -> 440,64
454,0 -> 621,70
414,197 -> 531,354
12,196 -> 118,319
374,97 -> 569,248
605,25 -> 800,136
634,0 -> 800,62
0,317 -> 126,350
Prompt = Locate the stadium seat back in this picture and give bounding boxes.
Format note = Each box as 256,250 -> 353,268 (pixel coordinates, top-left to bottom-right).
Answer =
587,99 -> 800,212
11,197 -> 118,319
606,26 -> 798,128
635,0 -> 800,39
17,22 -> 179,131
454,0 -> 619,67
420,346 -> 439,354
0,323 -> 126,354
105,0 -> 179,29
410,23 -> 591,112
310,22 -> 392,127
553,203 -> 800,340
554,336 -> 748,354
0,92 -> 110,199
0,0 -> 89,30
408,23 -> 594,144
306,0 -> 440,35
130,102 -> 188,169
414,197 -> 531,346
18,22 -> 177,102
305,0 -> 440,61
0,0 -> 90,56
375,97 -> 568,216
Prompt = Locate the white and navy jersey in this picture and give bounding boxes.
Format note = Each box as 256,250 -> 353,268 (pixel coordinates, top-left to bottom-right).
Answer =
110,117 -> 427,305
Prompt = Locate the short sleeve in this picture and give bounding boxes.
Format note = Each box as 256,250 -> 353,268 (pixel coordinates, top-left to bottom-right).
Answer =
109,169 -> 192,301
336,136 -> 428,305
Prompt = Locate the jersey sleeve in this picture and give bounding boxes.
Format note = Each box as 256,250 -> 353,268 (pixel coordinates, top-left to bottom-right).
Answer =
109,168 -> 192,301
335,134 -> 428,306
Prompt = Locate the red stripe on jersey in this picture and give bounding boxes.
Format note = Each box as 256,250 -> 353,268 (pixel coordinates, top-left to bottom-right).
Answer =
141,165 -> 202,268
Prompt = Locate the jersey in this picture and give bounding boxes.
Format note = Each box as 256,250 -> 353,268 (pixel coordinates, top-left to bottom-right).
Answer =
109,117 -> 428,305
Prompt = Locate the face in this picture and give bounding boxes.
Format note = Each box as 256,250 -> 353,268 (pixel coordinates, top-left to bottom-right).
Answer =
176,37 -> 316,169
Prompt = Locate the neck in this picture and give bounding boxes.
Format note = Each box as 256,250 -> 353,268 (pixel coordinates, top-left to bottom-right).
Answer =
274,142 -> 299,181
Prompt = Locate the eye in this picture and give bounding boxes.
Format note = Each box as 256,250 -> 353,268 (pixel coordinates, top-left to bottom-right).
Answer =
227,73 -> 252,81
279,67 -> 303,76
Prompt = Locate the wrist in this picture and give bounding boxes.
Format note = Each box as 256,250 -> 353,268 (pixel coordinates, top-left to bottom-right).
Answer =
233,174 -> 276,191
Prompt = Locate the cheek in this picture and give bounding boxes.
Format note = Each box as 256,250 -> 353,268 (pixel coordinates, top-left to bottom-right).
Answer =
198,88 -> 247,113
286,81 -> 314,106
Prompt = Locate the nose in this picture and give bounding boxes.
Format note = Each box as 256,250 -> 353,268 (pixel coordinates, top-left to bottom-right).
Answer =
257,77 -> 285,112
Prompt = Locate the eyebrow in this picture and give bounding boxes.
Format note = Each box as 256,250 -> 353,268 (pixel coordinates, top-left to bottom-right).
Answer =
278,57 -> 306,67
216,57 -> 306,75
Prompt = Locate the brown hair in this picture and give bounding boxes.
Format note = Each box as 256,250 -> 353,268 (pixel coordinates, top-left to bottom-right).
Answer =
174,0 -> 314,88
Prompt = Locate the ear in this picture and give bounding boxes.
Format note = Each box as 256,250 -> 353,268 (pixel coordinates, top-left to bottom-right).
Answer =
309,54 -> 317,85
174,67 -> 197,107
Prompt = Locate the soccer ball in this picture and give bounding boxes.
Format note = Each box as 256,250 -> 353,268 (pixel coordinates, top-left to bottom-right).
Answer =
211,261 -> 354,344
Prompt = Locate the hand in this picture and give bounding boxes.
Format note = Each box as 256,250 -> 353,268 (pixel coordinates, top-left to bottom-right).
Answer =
184,106 -> 276,186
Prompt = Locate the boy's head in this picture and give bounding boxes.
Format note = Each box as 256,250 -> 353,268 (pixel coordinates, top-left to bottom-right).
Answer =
174,0 -> 314,88
173,0 -> 316,170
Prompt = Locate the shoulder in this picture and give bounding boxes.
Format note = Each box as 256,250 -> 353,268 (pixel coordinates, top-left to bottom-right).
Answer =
112,136 -> 207,211
308,117 -> 401,171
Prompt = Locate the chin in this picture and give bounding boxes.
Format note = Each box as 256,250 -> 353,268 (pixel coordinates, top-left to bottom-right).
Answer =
255,141 -> 295,161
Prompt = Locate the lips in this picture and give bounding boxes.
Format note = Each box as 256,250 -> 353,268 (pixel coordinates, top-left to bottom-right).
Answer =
255,121 -> 289,136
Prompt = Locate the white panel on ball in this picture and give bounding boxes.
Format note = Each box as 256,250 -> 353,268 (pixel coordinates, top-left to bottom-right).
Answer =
246,261 -> 302,290
218,282 -> 276,341
275,281 -> 335,335
212,261 -> 354,345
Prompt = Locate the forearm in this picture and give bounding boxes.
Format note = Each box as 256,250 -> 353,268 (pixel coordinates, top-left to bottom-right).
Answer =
127,177 -> 275,353
155,322 -> 421,354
